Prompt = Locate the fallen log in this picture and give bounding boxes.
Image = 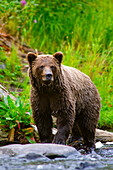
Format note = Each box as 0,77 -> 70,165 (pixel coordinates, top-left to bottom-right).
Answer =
0,31 -> 43,57
0,84 -> 16,101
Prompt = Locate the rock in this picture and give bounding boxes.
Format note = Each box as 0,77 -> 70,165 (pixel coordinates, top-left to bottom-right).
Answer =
95,141 -> 104,148
106,142 -> 113,145
0,62 -> 6,69
0,129 -> 8,144
0,143 -> 78,159
96,129 -> 113,142
25,152 -> 44,160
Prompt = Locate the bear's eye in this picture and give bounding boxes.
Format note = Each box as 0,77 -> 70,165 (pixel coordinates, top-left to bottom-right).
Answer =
39,65 -> 44,70
51,66 -> 55,71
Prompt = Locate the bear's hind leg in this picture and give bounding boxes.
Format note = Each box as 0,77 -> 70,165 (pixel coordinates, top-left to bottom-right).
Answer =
68,118 -> 84,150
68,120 -> 83,144
69,112 -> 96,153
80,124 -> 95,153
77,115 -> 96,153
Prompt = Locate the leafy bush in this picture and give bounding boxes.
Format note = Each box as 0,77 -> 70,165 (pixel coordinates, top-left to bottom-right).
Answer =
0,95 -> 31,130
0,95 -> 38,143
0,47 -> 22,87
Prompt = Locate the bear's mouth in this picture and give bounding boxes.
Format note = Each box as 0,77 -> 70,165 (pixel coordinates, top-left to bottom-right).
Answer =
42,80 -> 53,86
42,74 -> 54,86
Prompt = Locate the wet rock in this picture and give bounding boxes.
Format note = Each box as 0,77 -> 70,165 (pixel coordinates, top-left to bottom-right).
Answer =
95,141 -> 104,148
96,129 -> 113,142
0,143 -> 77,158
0,143 -> 113,170
25,152 -> 44,160
106,142 -> 113,145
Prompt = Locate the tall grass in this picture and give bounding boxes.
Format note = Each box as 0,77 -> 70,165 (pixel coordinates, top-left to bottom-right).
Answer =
1,0 -> 113,52
0,0 -> 113,128
62,43 -> 113,129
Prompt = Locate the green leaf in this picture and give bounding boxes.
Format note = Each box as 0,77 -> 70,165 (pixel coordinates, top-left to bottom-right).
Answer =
9,122 -> 16,129
0,101 -> 9,111
7,95 -> 16,110
3,96 -> 8,105
15,97 -> 21,107
26,136 -> 36,144
6,117 -> 13,120
0,4 -> 7,9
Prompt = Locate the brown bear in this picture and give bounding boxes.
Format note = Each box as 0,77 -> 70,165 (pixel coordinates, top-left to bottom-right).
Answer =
27,51 -> 101,152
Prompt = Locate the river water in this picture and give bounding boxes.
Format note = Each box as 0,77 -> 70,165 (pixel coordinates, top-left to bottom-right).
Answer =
0,143 -> 113,170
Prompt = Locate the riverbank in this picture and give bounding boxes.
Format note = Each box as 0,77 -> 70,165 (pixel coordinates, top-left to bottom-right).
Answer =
0,142 -> 113,170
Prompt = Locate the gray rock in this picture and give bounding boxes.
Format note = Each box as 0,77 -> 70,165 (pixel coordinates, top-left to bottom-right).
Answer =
96,129 -> 113,142
25,152 -> 44,159
0,143 -> 78,159
0,62 -> 6,69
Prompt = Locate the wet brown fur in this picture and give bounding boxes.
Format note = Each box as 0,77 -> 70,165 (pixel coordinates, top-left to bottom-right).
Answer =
27,52 -> 101,152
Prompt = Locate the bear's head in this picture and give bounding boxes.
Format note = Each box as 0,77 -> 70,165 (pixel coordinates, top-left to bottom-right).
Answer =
27,51 -> 63,87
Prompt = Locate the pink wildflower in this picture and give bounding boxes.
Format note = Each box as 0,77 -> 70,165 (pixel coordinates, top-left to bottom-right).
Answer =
21,0 -> 26,7
34,19 -> 37,23
25,112 -> 30,115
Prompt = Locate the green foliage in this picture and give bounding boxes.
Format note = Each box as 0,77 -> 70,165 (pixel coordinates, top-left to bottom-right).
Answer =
0,47 -> 22,87
0,95 -> 32,130
0,0 -> 113,129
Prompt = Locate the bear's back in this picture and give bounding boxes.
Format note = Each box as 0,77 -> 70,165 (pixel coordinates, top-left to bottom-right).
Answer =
61,64 -> 100,108
61,64 -> 93,90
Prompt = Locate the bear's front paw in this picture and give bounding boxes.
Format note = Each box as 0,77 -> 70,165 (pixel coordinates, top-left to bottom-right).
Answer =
52,133 -> 66,145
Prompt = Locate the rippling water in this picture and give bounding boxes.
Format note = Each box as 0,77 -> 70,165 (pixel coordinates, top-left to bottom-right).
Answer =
0,144 -> 113,170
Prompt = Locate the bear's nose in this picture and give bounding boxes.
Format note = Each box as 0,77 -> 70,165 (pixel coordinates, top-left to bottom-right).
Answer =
46,73 -> 52,80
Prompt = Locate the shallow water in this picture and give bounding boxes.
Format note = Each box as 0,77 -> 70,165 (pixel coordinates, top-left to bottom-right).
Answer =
0,144 -> 113,170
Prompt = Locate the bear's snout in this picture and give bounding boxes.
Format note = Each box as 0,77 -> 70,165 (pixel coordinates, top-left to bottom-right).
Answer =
46,73 -> 53,80
42,66 -> 54,85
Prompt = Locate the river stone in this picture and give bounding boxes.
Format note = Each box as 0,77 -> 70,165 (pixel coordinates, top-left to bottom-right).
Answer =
96,129 -> 113,142
0,143 -> 78,158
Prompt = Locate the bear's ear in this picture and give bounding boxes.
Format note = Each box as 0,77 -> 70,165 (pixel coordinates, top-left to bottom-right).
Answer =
26,52 -> 37,65
53,52 -> 63,64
